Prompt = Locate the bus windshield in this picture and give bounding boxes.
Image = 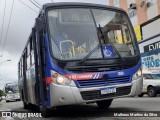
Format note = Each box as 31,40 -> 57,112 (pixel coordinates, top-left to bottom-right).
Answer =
5,83 -> 18,94
48,8 -> 138,60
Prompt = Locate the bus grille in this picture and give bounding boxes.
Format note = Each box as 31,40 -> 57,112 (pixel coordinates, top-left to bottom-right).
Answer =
76,76 -> 130,88
66,65 -> 130,72
80,86 -> 131,100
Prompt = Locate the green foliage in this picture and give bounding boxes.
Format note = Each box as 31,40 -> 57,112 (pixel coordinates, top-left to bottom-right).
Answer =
0,89 -> 5,96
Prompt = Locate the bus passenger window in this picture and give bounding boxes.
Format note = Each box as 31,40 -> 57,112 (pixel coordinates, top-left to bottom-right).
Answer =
31,51 -> 35,65
19,61 -> 21,77
21,59 -> 23,76
27,43 -> 30,56
30,39 -> 35,65
27,56 -> 30,69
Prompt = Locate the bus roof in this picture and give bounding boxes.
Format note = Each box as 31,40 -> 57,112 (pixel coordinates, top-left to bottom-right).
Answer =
41,2 -> 126,13
5,82 -> 18,86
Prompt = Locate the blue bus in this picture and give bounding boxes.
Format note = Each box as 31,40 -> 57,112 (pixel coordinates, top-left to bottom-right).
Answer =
18,3 -> 143,117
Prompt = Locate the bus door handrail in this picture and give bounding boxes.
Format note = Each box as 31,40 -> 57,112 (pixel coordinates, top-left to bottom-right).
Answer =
60,40 -> 75,58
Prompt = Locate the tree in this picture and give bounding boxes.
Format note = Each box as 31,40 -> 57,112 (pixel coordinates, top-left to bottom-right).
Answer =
0,89 -> 5,97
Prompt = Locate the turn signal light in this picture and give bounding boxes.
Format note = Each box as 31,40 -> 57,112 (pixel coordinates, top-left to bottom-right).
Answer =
52,73 -> 58,78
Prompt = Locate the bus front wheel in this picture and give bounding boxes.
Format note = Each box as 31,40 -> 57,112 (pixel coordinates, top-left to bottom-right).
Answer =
138,93 -> 144,97
23,102 -> 30,109
96,99 -> 113,109
40,106 -> 50,118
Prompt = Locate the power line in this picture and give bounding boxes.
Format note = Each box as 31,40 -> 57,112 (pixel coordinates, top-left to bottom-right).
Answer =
17,0 -> 38,13
2,0 -> 39,58
31,0 -> 41,7
28,0 -> 40,9
50,0 -> 54,3
0,0 -> 6,54
1,0 -> 15,57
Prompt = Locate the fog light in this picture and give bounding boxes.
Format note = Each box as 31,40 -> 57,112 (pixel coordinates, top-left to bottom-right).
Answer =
59,97 -> 65,103
53,73 -> 58,78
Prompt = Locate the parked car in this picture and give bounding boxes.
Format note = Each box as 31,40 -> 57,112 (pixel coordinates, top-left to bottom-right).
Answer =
139,74 -> 160,97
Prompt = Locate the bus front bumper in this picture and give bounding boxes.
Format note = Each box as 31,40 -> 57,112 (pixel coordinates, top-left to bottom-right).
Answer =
6,97 -> 20,102
49,77 -> 143,107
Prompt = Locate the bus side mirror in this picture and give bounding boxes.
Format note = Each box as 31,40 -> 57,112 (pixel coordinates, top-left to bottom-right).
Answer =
36,18 -> 44,31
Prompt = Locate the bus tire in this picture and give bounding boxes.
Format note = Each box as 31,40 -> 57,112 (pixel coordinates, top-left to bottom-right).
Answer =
147,87 -> 157,97
138,93 -> 144,97
40,106 -> 50,118
23,102 -> 30,109
96,99 -> 113,109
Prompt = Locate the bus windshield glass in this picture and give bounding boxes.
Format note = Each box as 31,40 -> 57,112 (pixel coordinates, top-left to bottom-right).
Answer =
5,83 -> 18,94
48,8 -> 138,60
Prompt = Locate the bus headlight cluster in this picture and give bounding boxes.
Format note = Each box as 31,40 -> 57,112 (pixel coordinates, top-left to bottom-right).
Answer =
57,76 -> 65,84
56,76 -> 71,85
132,68 -> 142,80
51,71 -> 75,86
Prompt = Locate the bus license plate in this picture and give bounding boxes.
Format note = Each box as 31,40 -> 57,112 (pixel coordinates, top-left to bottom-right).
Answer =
100,87 -> 116,95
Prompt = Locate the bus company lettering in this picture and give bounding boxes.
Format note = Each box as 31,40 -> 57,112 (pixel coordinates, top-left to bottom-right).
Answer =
75,74 -> 93,79
64,73 -> 102,80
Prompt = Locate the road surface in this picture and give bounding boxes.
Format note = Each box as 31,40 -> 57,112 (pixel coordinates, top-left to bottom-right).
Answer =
0,96 -> 160,120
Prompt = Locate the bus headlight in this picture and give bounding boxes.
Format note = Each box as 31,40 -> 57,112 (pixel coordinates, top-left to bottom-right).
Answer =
57,76 -> 65,84
51,71 -> 75,86
132,68 -> 142,80
56,76 -> 72,85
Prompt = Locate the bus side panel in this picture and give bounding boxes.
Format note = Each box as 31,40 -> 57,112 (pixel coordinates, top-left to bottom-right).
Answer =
18,77 -> 23,100
23,54 -> 29,102
43,33 -> 52,107
26,66 -> 36,104
30,65 -> 37,104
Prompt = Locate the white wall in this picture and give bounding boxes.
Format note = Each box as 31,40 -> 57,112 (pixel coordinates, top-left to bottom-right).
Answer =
142,19 -> 160,39
147,3 -> 158,20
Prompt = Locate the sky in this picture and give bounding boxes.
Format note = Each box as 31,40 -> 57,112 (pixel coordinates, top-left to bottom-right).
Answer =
0,0 -> 109,89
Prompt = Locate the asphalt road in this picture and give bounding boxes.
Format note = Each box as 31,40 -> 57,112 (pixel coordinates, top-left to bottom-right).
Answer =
0,96 -> 160,120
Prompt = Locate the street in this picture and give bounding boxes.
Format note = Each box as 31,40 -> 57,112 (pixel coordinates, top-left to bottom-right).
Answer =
0,96 -> 160,120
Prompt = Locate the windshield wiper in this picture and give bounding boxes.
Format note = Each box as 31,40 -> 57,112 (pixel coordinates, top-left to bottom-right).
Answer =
80,24 -> 125,65
98,24 -> 125,64
80,44 -> 101,64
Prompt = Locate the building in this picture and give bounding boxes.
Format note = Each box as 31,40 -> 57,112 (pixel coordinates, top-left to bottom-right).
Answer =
109,0 -> 160,41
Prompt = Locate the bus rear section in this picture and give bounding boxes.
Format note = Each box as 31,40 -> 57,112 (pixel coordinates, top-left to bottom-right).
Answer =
18,3 -> 143,117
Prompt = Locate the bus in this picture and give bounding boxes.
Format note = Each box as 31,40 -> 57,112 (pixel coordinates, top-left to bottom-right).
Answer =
18,3 -> 143,117
5,82 -> 20,102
